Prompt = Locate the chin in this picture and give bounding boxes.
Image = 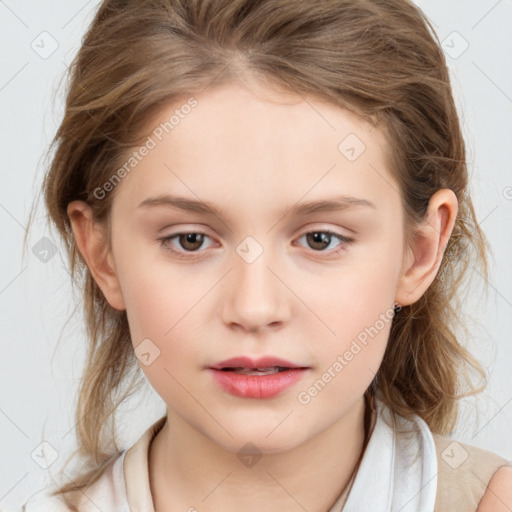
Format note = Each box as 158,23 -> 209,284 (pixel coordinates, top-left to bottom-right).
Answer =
222,435 -> 304,457
207,418 -> 310,456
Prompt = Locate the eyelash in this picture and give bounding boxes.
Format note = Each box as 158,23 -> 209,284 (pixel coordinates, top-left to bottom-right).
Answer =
158,230 -> 353,259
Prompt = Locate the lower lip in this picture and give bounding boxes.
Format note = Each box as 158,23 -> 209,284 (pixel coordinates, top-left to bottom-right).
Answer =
208,368 -> 308,399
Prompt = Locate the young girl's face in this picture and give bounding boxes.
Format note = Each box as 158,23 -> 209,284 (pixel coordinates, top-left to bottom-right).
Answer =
106,81 -> 411,453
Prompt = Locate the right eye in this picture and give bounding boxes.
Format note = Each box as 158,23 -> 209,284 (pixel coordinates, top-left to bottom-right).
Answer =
159,231 -> 217,258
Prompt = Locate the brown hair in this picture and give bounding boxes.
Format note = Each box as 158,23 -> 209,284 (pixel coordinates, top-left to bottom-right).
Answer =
26,0 -> 488,501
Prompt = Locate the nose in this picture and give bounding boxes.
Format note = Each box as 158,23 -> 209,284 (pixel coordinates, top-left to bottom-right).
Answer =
220,240 -> 290,334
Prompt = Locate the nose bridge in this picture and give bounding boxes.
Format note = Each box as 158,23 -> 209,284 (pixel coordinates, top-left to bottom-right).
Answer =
222,234 -> 287,331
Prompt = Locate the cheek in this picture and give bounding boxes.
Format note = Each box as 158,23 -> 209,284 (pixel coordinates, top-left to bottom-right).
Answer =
295,273 -> 396,410
297,251 -> 400,343
120,262 -> 207,398
292,238 -> 401,389
114,234 -> 203,337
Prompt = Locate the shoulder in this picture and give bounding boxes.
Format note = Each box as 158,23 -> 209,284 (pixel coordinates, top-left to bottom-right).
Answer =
432,433 -> 511,512
477,465 -> 512,511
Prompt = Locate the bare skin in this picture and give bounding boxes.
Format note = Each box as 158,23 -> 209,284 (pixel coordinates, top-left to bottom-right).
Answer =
67,80 -> 473,511
477,466 -> 512,511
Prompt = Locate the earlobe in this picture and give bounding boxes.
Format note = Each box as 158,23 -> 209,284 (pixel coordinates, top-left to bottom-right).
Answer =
67,201 -> 126,311
395,189 -> 458,307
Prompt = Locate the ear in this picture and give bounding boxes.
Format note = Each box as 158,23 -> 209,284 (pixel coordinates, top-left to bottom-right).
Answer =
395,188 -> 458,307
67,201 -> 126,311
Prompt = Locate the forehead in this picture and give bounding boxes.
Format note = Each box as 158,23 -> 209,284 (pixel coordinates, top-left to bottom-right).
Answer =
110,82 -> 399,221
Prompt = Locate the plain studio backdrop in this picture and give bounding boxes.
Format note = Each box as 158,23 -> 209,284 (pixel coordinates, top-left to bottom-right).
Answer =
1,0 -> 511,509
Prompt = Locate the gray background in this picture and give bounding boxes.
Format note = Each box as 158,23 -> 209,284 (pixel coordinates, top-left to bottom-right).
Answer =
1,0 -> 511,508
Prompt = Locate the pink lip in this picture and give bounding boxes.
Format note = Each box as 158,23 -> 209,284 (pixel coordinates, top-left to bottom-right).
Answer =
208,356 -> 309,399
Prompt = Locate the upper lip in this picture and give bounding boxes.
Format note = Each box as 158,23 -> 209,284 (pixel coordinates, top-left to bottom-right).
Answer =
209,356 -> 308,370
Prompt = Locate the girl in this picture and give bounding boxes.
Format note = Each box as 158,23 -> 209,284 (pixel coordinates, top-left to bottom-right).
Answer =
21,0 -> 512,510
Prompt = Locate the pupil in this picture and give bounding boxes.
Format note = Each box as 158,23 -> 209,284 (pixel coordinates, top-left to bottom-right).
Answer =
181,233 -> 204,250
307,232 -> 330,250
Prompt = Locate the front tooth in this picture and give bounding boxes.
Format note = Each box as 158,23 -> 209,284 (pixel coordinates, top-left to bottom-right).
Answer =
237,366 -> 281,375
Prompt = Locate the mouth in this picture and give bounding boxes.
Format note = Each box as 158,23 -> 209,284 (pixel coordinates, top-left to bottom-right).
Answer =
218,366 -> 293,376
209,355 -> 308,371
208,356 -> 310,399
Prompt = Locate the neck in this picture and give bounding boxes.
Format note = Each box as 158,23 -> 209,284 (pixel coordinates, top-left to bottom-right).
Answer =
149,396 -> 370,512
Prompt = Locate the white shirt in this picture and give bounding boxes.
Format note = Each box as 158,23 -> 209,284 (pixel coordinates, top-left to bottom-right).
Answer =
19,398 -> 438,511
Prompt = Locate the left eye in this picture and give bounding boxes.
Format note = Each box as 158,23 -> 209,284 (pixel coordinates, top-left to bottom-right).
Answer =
295,231 -> 351,252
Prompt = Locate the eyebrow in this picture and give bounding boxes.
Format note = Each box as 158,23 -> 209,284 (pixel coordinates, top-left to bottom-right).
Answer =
137,194 -> 376,219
